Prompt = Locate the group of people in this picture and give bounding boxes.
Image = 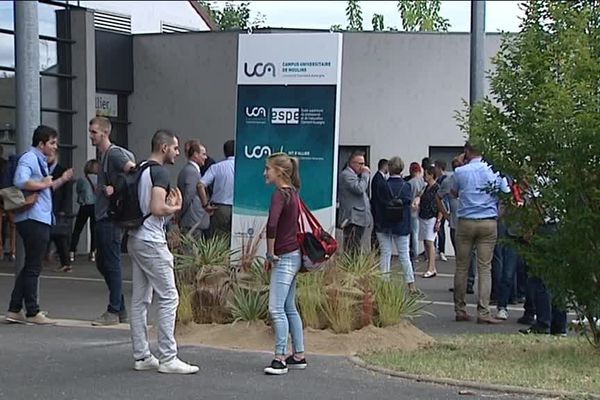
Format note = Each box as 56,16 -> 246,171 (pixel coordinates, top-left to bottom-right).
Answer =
336,145 -> 566,332
4,117 -> 238,374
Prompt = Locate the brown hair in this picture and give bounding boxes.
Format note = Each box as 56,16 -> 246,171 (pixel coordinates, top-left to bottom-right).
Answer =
89,116 -> 111,134
84,159 -> 99,175
185,139 -> 204,159
267,153 -> 301,190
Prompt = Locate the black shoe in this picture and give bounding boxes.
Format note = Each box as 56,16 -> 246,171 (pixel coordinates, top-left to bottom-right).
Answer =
517,315 -> 535,325
519,325 -> 550,335
285,355 -> 307,370
264,359 -> 288,375
466,287 -> 474,294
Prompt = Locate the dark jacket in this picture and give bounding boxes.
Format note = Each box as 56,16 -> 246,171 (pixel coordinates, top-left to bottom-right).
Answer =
370,170 -> 387,221
373,176 -> 412,236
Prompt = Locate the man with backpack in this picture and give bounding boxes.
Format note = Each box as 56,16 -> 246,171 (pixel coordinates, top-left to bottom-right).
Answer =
5,125 -> 73,325
127,129 -> 199,374
89,116 -> 135,326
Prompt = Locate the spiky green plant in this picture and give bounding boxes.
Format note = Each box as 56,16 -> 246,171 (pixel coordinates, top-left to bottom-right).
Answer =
297,271 -> 327,328
229,287 -> 269,323
320,285 -> 361,333
374,275 -> 430,327
335,250 -> 382,292
176,284 -> 194,325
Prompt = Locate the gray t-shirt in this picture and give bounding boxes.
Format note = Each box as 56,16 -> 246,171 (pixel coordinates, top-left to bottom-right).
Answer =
96,145 -> 135,221
129,164 -> 171,243
408,176 -> 426,200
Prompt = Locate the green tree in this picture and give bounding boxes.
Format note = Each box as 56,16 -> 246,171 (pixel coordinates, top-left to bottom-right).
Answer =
372,13 -> 385,31
397,0 -> 449,31
459,1 -> 600,347
198,1 -> 265,30
346,0 -> 363,31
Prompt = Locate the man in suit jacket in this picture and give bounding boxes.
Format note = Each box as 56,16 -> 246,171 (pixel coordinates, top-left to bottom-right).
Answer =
370,159 -> 388,249
338,151 -> 373,253
177,140 -> 210,238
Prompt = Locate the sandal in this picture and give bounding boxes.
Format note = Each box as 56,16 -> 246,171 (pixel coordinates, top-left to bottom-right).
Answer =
422,270 -> 437,278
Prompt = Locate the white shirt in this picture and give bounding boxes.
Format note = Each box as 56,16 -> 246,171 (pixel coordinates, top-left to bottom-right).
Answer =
189,160 -> 200,174
200,157 -> 234,205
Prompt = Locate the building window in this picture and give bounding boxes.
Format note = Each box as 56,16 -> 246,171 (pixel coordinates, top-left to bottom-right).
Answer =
428,146 -> 464,171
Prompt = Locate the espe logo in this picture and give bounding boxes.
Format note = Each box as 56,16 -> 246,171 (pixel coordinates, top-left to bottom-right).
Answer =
244,145 -> 284,159
245,107 -> 267,118
244,62 -> 276,78
271,108 -> 300,125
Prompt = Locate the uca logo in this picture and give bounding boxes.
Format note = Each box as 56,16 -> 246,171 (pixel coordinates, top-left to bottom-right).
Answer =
244,145 -> 284,159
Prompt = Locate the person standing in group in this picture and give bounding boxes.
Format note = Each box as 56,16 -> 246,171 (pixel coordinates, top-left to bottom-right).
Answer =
372,156 -> 417,293
5,125 -> 73,325
263,153 -> 306,376
197,139 -> 234,238
407,162 -> 425,260
452,142 -> 510,324
177,140 -> 210,239
47,152 -> 74,273
434,160 -> 449,262
337,151 -> 372,253
127,129 -> 199,374
89,116 -> 136,326
369,158 -> 388,249
0,144 -> 17,262
69,159 -> 99,263
414,165 -> 442,278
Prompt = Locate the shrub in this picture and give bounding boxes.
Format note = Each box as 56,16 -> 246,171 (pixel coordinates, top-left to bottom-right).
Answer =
297,271 -> 327,328
229,287 -> 268,323
374,275 -> 429,327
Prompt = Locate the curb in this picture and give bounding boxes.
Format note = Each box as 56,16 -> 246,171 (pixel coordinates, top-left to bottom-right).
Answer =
348,355 -> 600,399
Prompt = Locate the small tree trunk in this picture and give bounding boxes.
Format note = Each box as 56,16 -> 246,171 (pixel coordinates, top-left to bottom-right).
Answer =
362,290 -> 374,327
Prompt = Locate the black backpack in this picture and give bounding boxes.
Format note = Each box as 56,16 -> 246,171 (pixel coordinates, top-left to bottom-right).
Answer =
383,181 -> 405,223
109,160 -> 158,229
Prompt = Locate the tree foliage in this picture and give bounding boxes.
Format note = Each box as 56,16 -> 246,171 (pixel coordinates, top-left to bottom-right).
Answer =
334,0 -> 449,32
346,0 -> 364,31
459,1 -> 600,347
397,0 -> 450,32
198,1 -> 265,31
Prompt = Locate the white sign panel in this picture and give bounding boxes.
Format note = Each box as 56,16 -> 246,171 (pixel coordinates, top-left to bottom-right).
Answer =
95,93 -> 118,117
237,33 -> 342,85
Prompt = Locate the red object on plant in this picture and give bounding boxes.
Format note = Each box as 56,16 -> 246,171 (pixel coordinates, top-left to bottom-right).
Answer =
511,181 -> 524,206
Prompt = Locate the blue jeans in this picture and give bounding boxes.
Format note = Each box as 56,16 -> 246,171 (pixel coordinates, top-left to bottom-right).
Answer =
376,232 -> 415,283
527,276 -> 567,334
95,219 -> 125,314
496,245 -> 519,309
268,249 -> 304,356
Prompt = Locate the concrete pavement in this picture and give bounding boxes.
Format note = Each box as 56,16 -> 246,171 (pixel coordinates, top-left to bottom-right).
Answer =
0,255 -> 540,399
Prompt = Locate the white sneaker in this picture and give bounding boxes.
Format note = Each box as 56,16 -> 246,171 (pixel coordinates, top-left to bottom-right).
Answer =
496,308 -> 509,320
158,357 -> 199,374
134,355 -> 159,371
440,252 -> 448,262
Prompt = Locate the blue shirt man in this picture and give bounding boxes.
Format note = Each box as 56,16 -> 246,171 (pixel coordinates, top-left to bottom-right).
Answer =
14,147 -> 52,225
453,157 -> 510,219
6,125 -> 73,326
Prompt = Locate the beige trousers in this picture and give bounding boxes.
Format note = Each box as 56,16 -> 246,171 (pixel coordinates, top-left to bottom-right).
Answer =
453,218 -> 497,317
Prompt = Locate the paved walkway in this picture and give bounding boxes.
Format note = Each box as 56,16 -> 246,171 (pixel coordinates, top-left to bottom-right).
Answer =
0,255 -> 540,399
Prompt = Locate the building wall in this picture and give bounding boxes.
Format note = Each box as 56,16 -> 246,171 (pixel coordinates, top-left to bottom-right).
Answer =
339,32 -> 501,167
78,1 -> 210,33
129,31 -> 502,175
128,32 -> 238,168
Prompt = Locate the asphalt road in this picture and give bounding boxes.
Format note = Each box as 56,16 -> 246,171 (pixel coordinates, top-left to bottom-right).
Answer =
0,256 -> 541,400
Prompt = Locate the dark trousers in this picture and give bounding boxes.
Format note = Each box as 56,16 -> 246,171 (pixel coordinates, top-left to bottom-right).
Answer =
493,244 -> 519,309
527,276 -> 567,334
343,224 -> 365,253
208,204 -> 232,239
50,234 -> 70,267
95,219 -> 125,314
8,220 -> 50,317
437,218 -> 446,253
70,204 -> 95,253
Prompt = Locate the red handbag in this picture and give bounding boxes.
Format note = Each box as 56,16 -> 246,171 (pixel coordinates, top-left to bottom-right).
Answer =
296,195 -> 338,271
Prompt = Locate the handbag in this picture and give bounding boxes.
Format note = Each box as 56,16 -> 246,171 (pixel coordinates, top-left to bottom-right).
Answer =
296,195 -> 338,271
51,213 -> 74,237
